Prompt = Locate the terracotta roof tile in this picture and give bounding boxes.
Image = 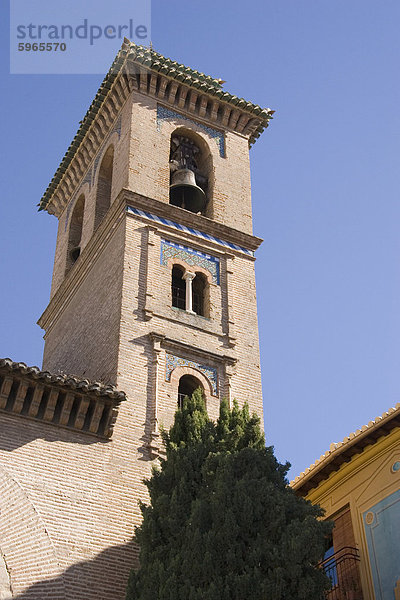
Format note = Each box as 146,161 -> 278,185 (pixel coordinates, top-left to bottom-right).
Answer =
0,358 -> 126,402
291,402 -> 400,494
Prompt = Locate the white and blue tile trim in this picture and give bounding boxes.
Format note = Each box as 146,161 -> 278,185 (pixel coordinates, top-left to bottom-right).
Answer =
126,206 -> 253,257
156,105 -> 225,158
165,353 -> 218,396
161,240 -> 220,284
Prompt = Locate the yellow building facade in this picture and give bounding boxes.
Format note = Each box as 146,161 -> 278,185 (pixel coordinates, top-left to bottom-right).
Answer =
292,405 -> 400,600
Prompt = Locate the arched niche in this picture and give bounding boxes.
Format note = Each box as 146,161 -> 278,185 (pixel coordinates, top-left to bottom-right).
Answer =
65,193 -> 85,275
94,145 -> 114,231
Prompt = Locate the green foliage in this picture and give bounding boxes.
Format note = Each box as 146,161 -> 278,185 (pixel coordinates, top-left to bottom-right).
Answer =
127,391 -> 331,600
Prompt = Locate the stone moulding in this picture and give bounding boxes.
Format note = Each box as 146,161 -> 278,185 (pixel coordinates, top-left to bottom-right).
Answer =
0,358 -> 126,438
127,205 -> 254,257
121,189 -> 262,254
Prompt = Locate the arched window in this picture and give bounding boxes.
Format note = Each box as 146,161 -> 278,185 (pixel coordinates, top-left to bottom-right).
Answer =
169,131 -> 211,215
172,265 -> 186,310
94,145 -> 114,230
192,272 -> 207,317
178,374 -> 204,409
65,194 -> 85,274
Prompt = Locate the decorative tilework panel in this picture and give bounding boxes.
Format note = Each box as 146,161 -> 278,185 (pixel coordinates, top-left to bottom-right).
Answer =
165,353 -> 218,396
156,105 -> 225,158
161,240 -> 220,284
126,206 -> 253,256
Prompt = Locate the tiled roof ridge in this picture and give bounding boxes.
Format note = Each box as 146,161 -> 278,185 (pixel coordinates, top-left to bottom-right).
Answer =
0,358 -> 126,401
125,41 -> 272,117
39,40 -> 273,212
290,402 -> 400,489
132,43 -> 223,89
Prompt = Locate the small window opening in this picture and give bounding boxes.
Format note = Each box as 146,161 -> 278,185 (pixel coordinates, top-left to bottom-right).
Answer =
172,265 -> 186,310
177,374 -> 203,409
192,273 -> 207,316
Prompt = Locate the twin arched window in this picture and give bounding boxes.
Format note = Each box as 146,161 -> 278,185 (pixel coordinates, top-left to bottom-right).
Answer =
171,266 -> 207,317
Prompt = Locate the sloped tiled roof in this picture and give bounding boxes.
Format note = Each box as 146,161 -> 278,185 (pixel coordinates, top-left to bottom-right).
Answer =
39,40 -> 273,212
291,403 -> 400,494
126,42 -> 272,117
0,358 -> 125,401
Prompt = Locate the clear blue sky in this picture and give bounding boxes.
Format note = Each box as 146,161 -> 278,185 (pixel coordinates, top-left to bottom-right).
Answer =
1,0 -> 400,478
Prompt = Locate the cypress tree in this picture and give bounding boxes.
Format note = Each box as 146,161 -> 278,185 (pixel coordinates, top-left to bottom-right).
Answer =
127,391 -> 331,600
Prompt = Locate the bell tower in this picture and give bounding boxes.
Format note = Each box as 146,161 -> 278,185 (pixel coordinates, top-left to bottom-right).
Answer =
29,41 -> 273,594
39,41 -> 273,446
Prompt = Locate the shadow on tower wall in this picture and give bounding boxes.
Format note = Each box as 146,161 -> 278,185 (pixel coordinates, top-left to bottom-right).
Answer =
11,540 -> 137,600
0,411 -> 112,452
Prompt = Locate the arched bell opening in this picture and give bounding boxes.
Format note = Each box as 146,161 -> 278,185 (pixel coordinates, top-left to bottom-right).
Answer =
169,130 -> 212,215
171,265 -> 186,310
177,374 -> 204,409
94,145 -> 114,231
65,194 -> 85,275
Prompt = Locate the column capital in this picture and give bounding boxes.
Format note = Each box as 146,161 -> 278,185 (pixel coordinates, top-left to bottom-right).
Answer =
183,271 -> 196,281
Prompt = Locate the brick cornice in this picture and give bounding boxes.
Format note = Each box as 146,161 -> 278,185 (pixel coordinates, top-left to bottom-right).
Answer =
122,189 -> 263,255
0,358 -> 126,438
39,189 -> 261,339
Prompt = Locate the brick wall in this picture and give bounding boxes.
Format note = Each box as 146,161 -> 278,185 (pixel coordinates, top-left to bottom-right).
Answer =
0,412 -> 143,599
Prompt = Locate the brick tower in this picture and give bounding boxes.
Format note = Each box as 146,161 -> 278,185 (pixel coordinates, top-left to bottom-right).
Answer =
0,42 -> 273,599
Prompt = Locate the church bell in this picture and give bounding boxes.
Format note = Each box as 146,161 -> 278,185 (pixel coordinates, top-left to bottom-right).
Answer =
169,168 -> 206,214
